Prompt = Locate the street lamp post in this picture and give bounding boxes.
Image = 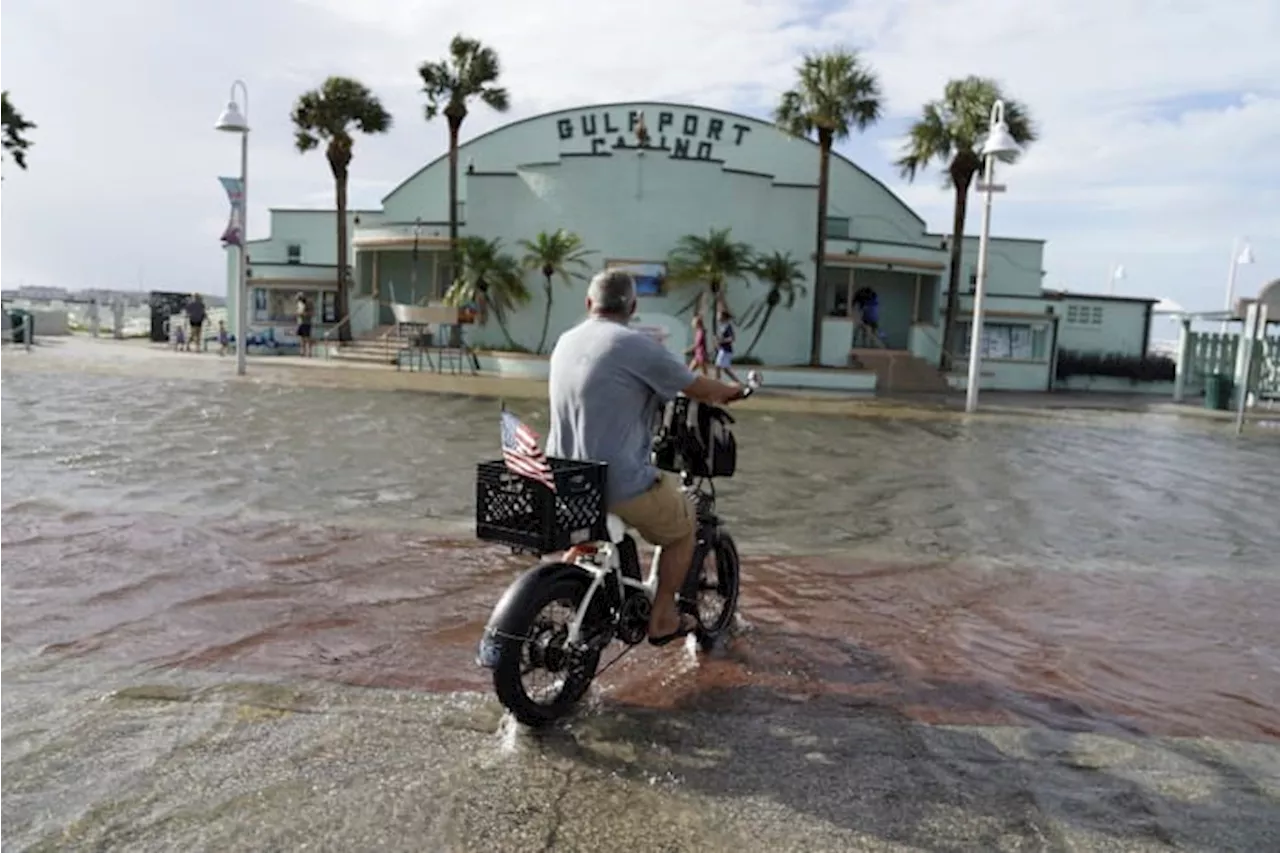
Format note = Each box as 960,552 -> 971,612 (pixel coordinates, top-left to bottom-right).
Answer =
215,81 -> 250,376
964,100 -> 1021,414
1220,238 -> 1254,335
1107,263 -> 1126,295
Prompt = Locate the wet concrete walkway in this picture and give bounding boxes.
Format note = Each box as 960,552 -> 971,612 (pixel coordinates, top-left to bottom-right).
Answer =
4,669 -> 1277,853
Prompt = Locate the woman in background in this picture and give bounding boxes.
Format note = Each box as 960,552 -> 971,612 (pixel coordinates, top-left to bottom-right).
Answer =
686,314 -> 709,375
714,307 -> 742,384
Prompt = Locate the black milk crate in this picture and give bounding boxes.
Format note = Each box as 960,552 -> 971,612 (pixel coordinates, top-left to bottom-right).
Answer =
475,458 -> 609,554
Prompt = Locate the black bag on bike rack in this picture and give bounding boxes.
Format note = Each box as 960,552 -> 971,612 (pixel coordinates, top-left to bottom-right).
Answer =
653,396 -> 737,478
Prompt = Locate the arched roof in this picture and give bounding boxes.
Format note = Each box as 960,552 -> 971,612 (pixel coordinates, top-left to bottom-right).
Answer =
1258,278 -> 1280,313
380,100 -> 925,228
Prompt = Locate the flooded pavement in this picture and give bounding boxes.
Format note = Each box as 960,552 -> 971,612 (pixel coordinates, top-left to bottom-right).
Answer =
3,343 -> 1280,851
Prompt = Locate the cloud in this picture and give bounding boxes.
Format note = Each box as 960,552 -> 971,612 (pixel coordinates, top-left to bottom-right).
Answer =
1,0 -> 1277,319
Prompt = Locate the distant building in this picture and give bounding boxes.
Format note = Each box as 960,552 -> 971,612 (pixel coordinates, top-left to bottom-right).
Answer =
225,100 -> 1162,392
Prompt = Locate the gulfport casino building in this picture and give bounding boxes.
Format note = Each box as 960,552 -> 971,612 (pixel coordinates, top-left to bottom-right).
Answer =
226,101 -> 1159,393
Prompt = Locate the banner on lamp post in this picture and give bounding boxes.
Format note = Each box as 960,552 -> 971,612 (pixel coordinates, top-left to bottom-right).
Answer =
219,176 -> 245,247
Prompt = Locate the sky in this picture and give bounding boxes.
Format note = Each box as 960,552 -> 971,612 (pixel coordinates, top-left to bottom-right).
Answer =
2,0 -> 1277,340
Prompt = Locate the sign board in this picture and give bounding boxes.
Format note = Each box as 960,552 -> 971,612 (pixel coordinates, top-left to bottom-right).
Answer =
605,260 -> 666,297
557,107 -> 753,162
630,312 -> 688,360
391,304 -> 460,325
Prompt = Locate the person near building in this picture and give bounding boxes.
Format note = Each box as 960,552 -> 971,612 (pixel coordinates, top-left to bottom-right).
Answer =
296,292 -> 315,357
184,293 -> 206,352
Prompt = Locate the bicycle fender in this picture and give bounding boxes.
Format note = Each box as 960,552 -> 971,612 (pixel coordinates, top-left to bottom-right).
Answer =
476,562 -> 592,669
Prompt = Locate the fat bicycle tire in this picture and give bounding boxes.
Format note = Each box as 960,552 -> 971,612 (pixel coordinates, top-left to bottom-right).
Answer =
492,573 -> 607,727
689,531 -> 741,651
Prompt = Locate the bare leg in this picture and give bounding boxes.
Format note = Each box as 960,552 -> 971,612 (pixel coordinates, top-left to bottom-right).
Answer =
648,532 -> 696,638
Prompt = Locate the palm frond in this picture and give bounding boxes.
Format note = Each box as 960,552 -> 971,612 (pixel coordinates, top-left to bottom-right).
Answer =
518,229 -> 594,283
1,91 -> 36,169
446,236 -> 531,313
897,75 -> 1037,184
774,48 -> 883,142
420,34 -> 510,123
290,77 -> 392,145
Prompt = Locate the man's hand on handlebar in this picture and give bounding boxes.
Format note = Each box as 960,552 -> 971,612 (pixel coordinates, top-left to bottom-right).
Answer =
683,371 -> 762,406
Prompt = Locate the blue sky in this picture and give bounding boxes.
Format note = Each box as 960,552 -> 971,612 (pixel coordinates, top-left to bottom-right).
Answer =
2,0 -> 1277,342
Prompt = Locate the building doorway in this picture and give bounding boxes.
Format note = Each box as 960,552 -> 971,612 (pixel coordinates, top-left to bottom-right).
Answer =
820,266 -> 933,350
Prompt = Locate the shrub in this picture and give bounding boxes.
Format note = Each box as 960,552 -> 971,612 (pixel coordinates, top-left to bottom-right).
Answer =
732,355 -> 763,366
1055,350 -> 1176,382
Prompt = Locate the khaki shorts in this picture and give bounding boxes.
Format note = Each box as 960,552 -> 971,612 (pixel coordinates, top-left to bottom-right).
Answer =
612,473 -> 695,547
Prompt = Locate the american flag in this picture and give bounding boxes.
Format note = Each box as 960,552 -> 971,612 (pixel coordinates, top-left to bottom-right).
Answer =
501,408 -> 556,492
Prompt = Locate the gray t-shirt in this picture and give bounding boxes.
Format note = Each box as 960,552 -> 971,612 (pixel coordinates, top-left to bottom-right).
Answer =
547,317 -> 695,505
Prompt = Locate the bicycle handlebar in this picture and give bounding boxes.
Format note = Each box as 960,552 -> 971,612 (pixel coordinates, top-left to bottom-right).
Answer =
731,369 -> 763,402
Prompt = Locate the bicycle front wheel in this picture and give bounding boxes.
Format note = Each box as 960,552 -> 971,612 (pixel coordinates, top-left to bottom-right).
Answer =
688,530 -> 741,650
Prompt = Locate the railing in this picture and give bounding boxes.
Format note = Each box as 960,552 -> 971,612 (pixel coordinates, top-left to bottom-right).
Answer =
905,323 -> 965,372
321,314 -> 352,360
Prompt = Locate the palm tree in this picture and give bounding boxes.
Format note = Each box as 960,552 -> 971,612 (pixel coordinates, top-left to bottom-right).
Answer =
896,76 -> 1036,370
775,48 -> 883,365
666,227 -> 756,325
444,236 -> 530,350
518,229 -> 594,354
291,77 -> 393,341
2,91 -> 36,171
742,252 -> 807,358
418,35 -> 510,261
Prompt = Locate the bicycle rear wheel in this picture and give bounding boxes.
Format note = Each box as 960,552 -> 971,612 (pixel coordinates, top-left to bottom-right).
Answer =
492,573 -> 607,727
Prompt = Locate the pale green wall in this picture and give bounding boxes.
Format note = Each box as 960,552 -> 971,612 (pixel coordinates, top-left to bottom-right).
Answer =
950,360 -> 1051,392
952,293 -> 1057,391
1053,298 -> 1151,357
947,236 -> 1046,299
381,101 -> 930,241
245,209 -> 384,265
461,157 -> 814,364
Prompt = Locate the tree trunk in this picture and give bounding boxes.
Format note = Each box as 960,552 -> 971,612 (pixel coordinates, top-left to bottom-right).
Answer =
447,117 -> 462,266
334,167 -> 352,342
744,302 -> 776,357
537,274 -> 553,354
938,160 -> 977,370
810,130 -> 833,366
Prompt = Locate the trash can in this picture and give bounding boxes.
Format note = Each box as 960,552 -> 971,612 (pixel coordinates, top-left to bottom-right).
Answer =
1204,372 -> 1233,411
9,309 -> 32,344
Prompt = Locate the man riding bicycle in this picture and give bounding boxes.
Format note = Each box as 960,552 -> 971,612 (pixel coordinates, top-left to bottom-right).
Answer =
547,270 -> 744,646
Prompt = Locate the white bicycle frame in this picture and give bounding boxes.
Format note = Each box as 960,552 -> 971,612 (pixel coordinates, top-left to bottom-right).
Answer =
563,512 -> 663,645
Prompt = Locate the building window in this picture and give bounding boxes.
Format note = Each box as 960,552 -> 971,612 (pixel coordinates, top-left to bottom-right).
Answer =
286,244 -> 302,264
956,321 -> 1050,361
1066,304 -> 1105,325
604,260 -> 667,296
251,288 -> 331,323
825,217 -> 850,240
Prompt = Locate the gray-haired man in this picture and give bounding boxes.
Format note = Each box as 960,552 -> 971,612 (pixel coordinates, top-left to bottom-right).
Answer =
547,269 -> 744,646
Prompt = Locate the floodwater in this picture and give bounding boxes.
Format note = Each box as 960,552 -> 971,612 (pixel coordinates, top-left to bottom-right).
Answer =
3,344 -> 1280,852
